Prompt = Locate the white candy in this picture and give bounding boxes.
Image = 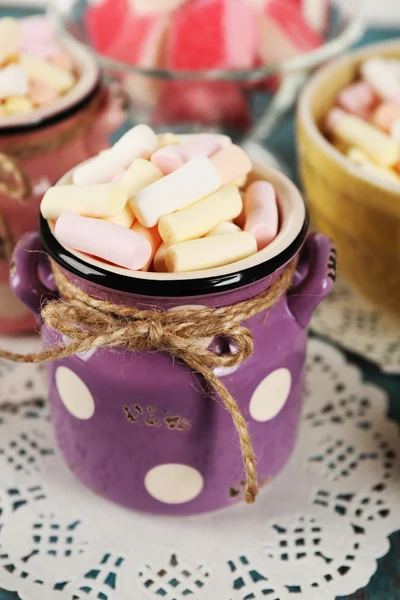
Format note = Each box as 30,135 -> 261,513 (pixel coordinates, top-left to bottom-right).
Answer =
73,125 -> 158,185
361,58 -> 400,102
0,64 -> 28,99
131,156 -> 221,228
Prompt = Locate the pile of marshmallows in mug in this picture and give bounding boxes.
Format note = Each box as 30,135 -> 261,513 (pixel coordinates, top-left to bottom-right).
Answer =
325,57 -> 400,185
40,126 -> 279,274
0,16 -> 77,115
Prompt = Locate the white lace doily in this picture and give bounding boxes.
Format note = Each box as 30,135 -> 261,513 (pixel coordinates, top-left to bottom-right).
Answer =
0,335 -> 399,600
311,278 -> 400,374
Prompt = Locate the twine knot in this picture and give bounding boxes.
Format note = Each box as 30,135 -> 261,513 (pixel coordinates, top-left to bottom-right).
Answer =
0,258 -> 298,504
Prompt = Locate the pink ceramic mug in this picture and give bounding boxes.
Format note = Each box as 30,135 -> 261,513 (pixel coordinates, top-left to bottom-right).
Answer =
0,38 -> 125,334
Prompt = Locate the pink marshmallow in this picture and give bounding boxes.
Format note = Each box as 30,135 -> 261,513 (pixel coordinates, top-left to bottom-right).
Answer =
29,81 -> 59,106
258,0 -> 322,65
19,39 -> 60,60
337,81 -> 379,119
167,0 -> 256,69
151,134 -> 231,174
244,181 -> 279,250
55,212 -> 152,271
20,16 -> 55,42
371,101 -> 400,133
210,144 -> 252,185
51,51 -> 75,72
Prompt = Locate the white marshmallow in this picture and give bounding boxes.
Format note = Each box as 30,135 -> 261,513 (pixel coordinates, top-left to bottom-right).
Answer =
361,58 -> 400,103
131,156 -> 221,228
73,125 -> 158,185
0,64 -> 28,99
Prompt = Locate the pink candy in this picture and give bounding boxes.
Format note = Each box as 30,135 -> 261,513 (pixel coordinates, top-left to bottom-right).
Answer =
167,0 -> 256,69
337,81 -> 379,120
151,133 -> 231,174
55,212 -> 152,271
258,0 -> 322,65
244,181 -> 279,250
86,0 -> 128,53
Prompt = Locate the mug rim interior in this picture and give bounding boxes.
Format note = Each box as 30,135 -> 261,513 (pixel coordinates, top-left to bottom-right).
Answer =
0,37 -> 101,135
39,161 -> 308,298
298,39 -> 400,198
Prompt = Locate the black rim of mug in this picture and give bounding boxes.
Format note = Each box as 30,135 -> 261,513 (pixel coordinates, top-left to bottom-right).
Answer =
0,78 -> 102,136
39,211 -> 310,297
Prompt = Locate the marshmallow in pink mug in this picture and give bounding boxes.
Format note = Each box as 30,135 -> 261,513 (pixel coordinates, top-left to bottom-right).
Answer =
0,38 -> 125,334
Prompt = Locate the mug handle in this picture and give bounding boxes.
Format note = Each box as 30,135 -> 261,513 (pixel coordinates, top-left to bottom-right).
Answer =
287,232 -> 337,328
10,232 -> 57,319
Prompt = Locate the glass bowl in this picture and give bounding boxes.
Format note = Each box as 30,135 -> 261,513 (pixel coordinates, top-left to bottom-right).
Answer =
51,0 -> 363,170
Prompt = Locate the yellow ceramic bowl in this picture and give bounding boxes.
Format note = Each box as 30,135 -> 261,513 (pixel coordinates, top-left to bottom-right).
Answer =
297,40 -> 400,317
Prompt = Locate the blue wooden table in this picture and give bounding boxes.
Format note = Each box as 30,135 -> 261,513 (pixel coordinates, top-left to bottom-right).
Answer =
0,8 -> 399,597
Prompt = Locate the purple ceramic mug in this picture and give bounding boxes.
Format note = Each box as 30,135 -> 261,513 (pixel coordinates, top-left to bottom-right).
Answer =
10,163 -> 335,516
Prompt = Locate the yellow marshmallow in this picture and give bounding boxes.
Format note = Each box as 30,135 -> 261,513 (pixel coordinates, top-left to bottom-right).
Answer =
41,183 -> 128,220
347,147 -> 400,184
156,133 -> 180,148
0,18 -> 20,65
158,186 -> 243,246
20,54 -> 75,94
329,110 -> 400,167
153,242 -> 168,272
105,203 -> 135,228
165,231 -> 257,273
206,221 -> 242,236
3,96 -> 33,114
230,174 -> 247,188
119,158 -> 163,199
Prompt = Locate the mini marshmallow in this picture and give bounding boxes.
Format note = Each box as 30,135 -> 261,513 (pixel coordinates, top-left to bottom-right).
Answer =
336,81 -> 378,119
158,186 -> 243,245
51,51 -> 75,73
19,16 -> 54,42
210,144 -> 252,185
326,108 -> 400,167
153,242 -> 168,272
371,101 -> 400,134
55,212 -> 152,271
347,147 -> 400,184
165,231 -> 257,273
0,64 -> 28,100
29,80 -> 58,106
244,181 -> 279,250
361,58 -> 400,104
41,183 -> 128,220
392,120 -> 400,143
3,96 -> 33,115
131,156 -> 221,228
105,203 -> 135,228
151,133 -> 232,174
131,222 -> 161,271
20,54 -> 75,94
156,132 -> 181,148
119,158 -> 163,198
73,125 -> 158,185
0,18 -> 20,65
231,174 -> 248,188
206,221 -> 241,236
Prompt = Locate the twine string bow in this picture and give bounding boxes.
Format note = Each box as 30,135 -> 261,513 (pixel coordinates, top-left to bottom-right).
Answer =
0,259 -> 298,504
